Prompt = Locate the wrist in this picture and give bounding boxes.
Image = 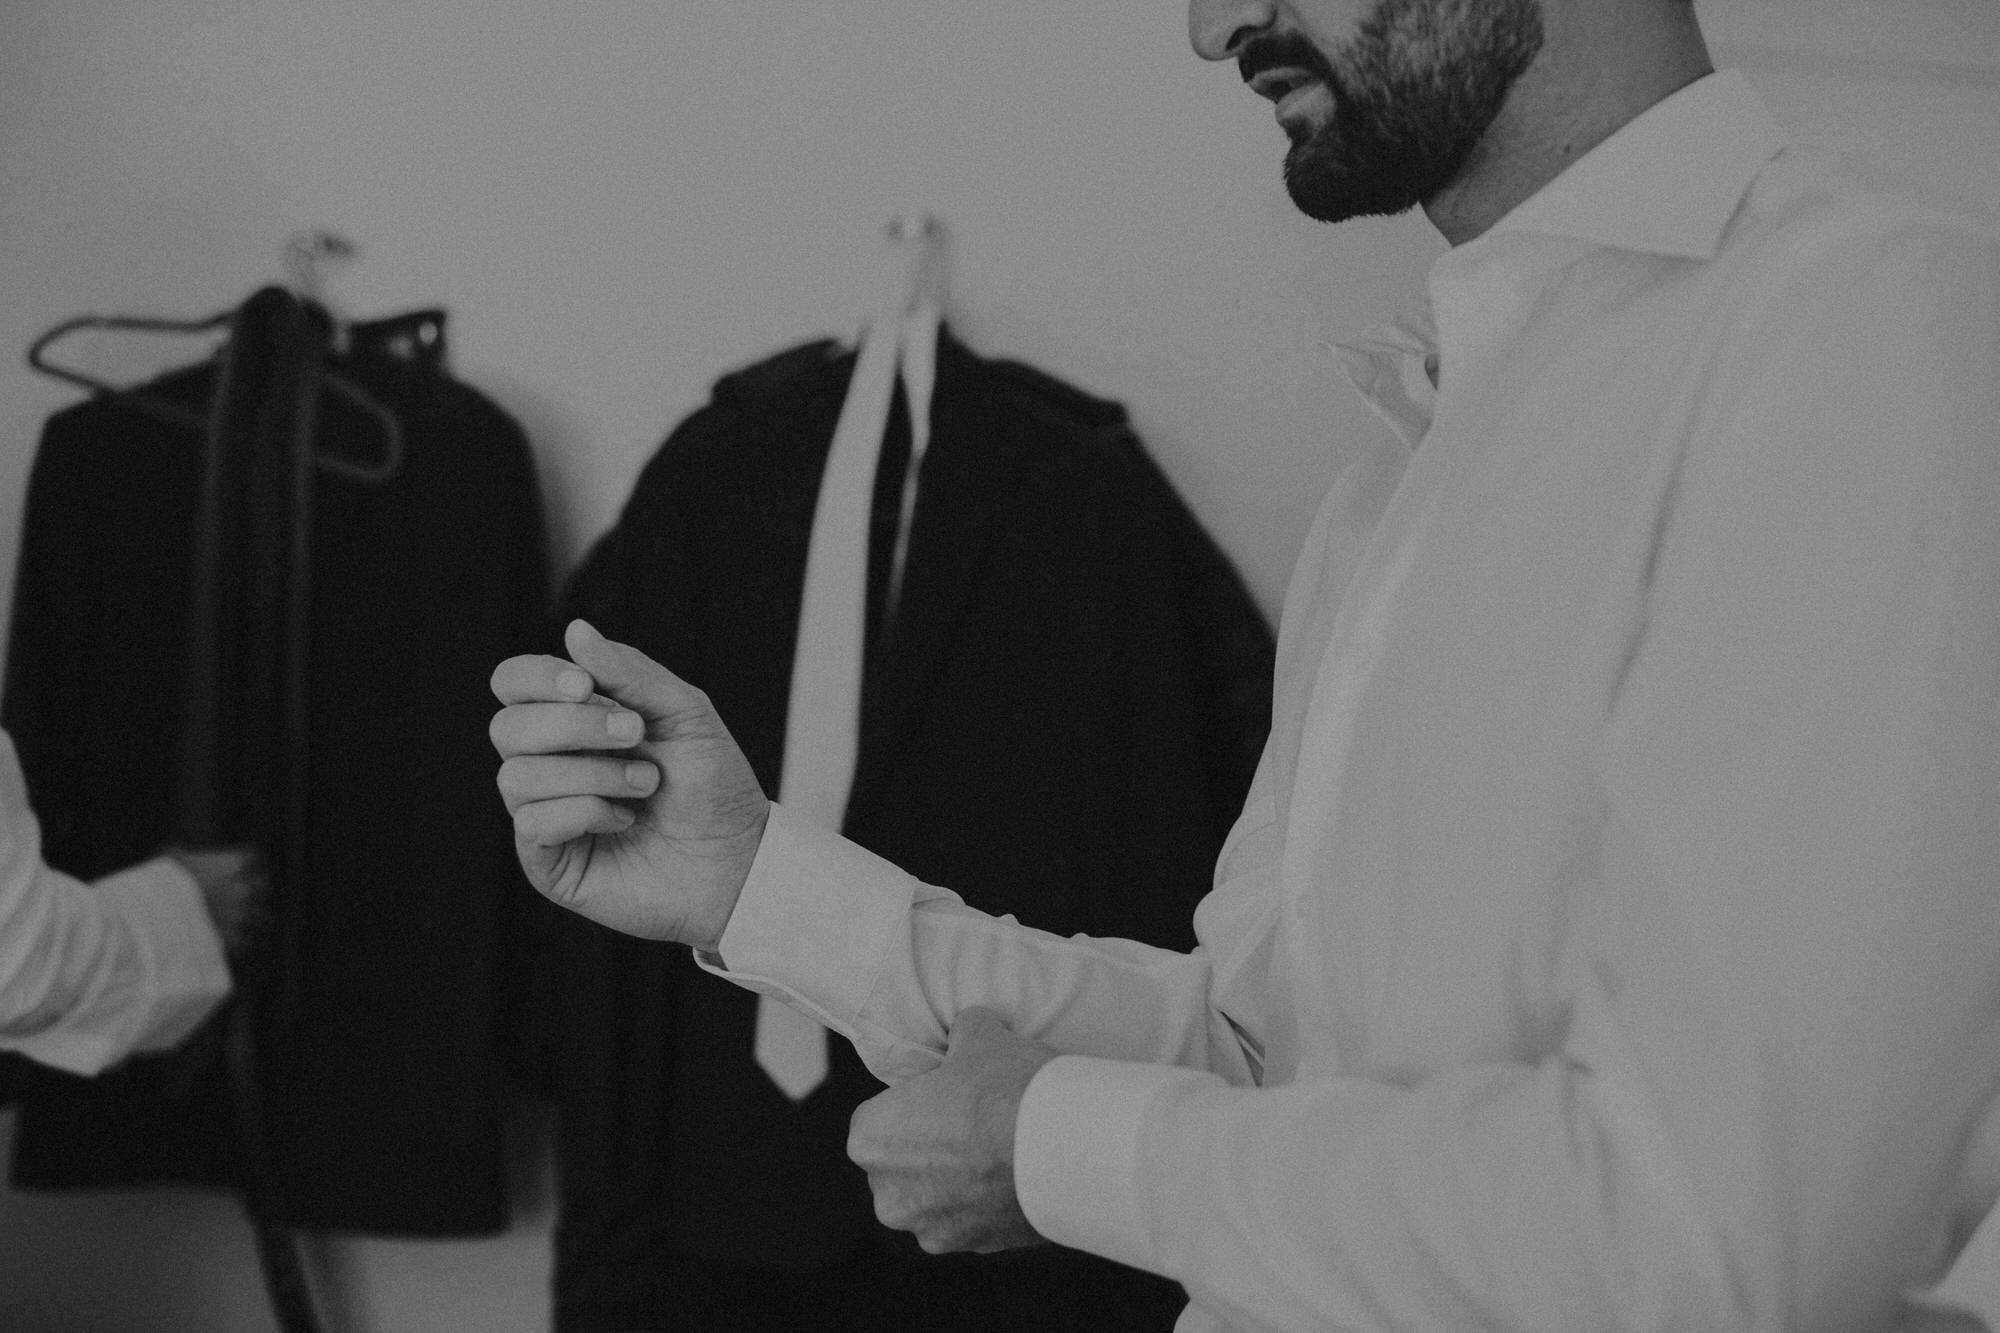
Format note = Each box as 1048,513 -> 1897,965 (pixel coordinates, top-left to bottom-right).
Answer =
690,799 -> 768,953
161,844 -> 267,955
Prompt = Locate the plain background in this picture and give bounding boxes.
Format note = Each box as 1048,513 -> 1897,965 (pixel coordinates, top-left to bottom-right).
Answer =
0,2 -> 1995,1329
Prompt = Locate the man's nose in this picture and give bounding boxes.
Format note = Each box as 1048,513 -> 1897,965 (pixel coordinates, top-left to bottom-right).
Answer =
1189,0 -> 1277,61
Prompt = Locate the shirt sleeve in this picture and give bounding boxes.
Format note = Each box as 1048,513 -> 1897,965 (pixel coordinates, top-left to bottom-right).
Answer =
0,732 -> 232,1075
697,802 -> 1239,1088
1016,219 -> 2000,1332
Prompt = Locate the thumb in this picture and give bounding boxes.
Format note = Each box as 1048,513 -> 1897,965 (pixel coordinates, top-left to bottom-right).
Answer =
947,1005 -> 1012,1056
564,619 -> 707,726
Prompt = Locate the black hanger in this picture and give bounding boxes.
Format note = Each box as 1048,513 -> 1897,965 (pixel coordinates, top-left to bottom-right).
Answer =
26,300 -> 405,486
27,310 -> 233,429
313,371 -> 405,486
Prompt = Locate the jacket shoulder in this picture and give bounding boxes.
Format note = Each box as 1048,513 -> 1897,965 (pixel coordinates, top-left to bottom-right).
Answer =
710,337 -> 847,410
980,355 -> 1129,434
622,338 -> 846,508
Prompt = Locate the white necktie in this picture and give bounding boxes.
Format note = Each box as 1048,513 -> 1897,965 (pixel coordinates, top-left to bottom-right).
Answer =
752,309 -> 932,1101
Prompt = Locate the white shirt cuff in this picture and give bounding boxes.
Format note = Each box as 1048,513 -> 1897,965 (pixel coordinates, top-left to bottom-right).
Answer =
12,856 -> 231,1074
95,857 -> 232,1051
695,801 -> 921,1028
1015,1052 -> 1214,1275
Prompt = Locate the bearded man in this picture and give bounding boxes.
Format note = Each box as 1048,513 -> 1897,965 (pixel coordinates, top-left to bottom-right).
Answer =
491,1 -> 2000,1327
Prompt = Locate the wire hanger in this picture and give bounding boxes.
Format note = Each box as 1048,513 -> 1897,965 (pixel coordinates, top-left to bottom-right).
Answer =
27,310 -> 234,430
279,230 -> 403,483
282,229 -> 355,308
887,210 -> 948,319
311,367 -> 404,486
283,229 -> 356,355
27,300 -> 405,485
25,232 -> 404,485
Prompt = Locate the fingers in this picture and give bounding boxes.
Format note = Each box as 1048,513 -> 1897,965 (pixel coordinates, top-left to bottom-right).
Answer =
847,1092 -> 889,1167
490,651 -> 597,706
489,696 -> 650,762
490,623 -> 725,765
498,745 -> 659,852
563,620 -> 717,731
496,751 -> 660,814
510,793 -> 637,847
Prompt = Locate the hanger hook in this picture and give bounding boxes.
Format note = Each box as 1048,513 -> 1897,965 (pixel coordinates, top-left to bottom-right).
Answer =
885,211 -> 939,245
283,230 -> 358,304
884,212 -> 947,316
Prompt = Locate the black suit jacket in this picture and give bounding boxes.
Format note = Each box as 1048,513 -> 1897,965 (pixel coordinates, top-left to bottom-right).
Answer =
0,306 -> 548,1235
550,328 -> 1275,1330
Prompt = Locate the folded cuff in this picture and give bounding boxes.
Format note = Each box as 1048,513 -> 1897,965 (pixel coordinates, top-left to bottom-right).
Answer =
1016,1053 -> 1213,1275
94,856 -> 232,1053
11,856 -> 230,1074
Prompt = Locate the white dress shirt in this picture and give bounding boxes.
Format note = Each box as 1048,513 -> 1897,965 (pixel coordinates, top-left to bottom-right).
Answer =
0,729 -> 231,1075
703,71 -> 2000,1331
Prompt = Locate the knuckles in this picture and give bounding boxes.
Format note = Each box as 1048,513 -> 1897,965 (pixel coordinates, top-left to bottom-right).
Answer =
510,799 -> 547,840
867,1179 -> 935,1241
855,1153 -> 978,1254
494,757 -> 525,803
847,1099 -> 889,1162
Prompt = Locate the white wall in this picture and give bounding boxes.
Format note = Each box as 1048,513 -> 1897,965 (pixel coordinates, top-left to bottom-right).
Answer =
1705,0 -> 2000,214
0,0 -> 1445,632
0,2 -> 1994,1330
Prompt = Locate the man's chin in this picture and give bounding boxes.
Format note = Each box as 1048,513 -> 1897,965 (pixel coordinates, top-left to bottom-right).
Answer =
1282,161 -> 1421,225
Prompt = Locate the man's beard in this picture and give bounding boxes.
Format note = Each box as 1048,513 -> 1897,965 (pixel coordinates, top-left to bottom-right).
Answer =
1241,0 -> 1546,224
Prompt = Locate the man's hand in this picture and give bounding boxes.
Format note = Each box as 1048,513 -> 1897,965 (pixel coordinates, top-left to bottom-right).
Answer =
847,1006 -> 1058,1255
165,845 -> 270,955
489,619 -> 769,950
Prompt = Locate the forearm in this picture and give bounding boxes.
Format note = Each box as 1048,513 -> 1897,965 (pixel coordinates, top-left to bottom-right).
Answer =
0,849 -> 117,1043
1016,945 -> 1987,1333
701,802 -> 1235,1085
1033,1034 -> 1739,1331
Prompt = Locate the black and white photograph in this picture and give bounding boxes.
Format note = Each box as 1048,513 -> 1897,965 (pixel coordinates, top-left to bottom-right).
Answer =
1,2 -> 1998,1330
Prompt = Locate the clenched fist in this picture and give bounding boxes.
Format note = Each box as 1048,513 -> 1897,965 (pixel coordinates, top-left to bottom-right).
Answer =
490,619 -> 769,950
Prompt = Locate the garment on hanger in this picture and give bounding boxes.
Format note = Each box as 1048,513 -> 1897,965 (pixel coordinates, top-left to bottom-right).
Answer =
546,325 -> 1275,1331
0,294 -> 548,1236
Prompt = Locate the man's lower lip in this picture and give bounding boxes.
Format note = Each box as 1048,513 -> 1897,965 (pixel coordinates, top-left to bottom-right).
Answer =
1275,81 -> 1329,124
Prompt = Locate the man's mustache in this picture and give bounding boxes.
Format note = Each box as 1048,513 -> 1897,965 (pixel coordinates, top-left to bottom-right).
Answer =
1237,31 -> 1343,93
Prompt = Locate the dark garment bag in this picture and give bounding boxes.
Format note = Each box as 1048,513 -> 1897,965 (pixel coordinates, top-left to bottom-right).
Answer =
0,293 -> 548,1239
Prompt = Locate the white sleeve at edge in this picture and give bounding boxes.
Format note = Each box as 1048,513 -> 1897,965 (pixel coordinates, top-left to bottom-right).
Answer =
1016,1052 -> 1218,1272
4,856 -> 231,1076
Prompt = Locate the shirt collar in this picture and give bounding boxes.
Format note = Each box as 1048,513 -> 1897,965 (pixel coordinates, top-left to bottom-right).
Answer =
1332,69 -> 1790,444
1330,312 -> 1438,452
1485,68 -> 1790,261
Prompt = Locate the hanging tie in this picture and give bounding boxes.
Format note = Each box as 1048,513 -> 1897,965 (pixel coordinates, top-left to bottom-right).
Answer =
754,214 -> 946,1101
752,311 -> 907,1102
885,300 -> 938,627
883,210 -> 945,629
